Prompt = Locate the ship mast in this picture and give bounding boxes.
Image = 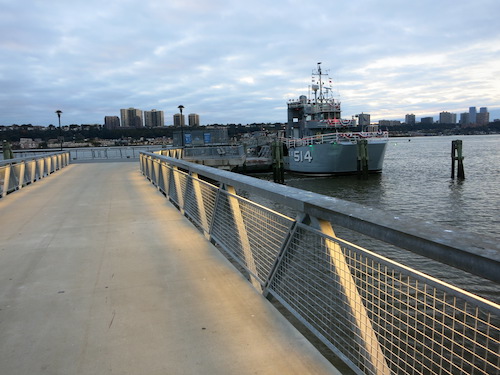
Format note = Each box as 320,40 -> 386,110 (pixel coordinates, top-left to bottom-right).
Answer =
313,62 -> 328,102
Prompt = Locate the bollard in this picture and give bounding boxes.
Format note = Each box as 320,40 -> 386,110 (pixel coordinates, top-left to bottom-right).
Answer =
357,139 -> 369,176
451,140 -> 465,179
272,140 -> 285,184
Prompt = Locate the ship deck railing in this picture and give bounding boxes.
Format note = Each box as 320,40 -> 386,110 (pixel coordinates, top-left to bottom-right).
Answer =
282,131 -> 389,148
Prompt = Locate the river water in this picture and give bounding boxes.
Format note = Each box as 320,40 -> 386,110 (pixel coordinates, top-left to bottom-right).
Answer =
254,134 -> 500,302
286,134 -> 499,239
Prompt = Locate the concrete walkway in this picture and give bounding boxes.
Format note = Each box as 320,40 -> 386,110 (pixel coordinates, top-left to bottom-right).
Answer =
0,162 -> 341,375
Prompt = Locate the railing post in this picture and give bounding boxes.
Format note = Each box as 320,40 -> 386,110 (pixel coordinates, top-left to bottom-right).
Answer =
1,165 -> 11,198
191,172 -> 211,239
160,162 -> 170,197
152,159 -> 160,187
226,185 -> 263,292
36,158 -> 43,179
146,156 -> 154,180
314,217 -> 391,375
172,166 -> 185,215
18,162 -> 25,189
28,160 -> 36,184
139,154 -> 146,175
46,155 -> 52,175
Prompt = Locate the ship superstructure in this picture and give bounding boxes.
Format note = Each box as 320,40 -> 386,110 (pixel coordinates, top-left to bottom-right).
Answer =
283,63 -> 388,175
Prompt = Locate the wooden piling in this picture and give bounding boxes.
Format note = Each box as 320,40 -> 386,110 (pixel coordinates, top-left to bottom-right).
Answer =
272,140 -> 285,184
451,140 -> 465,179
357,139 -> 369,176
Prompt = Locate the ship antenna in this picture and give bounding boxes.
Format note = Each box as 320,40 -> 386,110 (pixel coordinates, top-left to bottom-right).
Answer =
317,62 -> 323,100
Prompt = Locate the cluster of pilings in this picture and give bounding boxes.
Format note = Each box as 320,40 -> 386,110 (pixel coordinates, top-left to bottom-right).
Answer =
271,140 -> 284,184
357,139 -> 369,176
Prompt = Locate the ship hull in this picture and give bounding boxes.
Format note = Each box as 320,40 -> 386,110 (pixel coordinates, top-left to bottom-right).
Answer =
284,140 -> 388,175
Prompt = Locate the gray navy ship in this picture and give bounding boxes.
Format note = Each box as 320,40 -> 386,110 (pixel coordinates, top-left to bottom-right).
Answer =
283,63 -> 388,175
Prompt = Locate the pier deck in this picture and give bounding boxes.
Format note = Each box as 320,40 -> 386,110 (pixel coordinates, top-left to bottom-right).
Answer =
0,162 -> 340,375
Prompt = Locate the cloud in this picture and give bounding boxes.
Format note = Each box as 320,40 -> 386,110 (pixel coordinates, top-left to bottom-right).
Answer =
0,0 -> 499,125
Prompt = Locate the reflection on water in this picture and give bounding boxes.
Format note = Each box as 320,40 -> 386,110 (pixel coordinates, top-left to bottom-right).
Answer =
280,135 -> 499,240
250,134 -> 500,302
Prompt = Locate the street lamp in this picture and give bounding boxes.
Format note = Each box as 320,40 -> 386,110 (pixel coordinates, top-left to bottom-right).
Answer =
178,105 -> 184,147
55,110 -> 63,150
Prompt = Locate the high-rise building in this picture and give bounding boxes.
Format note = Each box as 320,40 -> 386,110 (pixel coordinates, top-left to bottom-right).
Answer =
188,113 -> 200,127
405,114 -> 416,125
420,117 -> 434,124
459,112 -> 470,125
120,108 -> 143,128
439,111 -> 456,124
144,109 -> 164,127
469,107 -> 477,124
104,116 -> 120,129
173,113 -> 185,127
480,107 -> 488,113
477,111 -> 490,126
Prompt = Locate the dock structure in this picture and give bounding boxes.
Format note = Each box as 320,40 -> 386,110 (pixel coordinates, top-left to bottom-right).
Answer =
0,161 -> 340,375
2,151 -> 499,375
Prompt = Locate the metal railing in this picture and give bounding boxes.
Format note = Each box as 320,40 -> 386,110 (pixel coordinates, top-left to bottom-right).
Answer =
67,146 -> 159,161
283,131 -> 389,148
140,151 -> 499,375
0,152 -> 70,198
12,146 -> 161,162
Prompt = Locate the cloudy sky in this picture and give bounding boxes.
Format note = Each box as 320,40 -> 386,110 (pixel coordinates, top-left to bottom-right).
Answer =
1,0 -> 499,126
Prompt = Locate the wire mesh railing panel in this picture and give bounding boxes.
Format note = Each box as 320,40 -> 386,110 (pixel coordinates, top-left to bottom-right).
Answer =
196,179 -> 218,230
176,169 -> 189,204
152,158 -> 160,184
210,191 -> 242,260
210,190 -> 295,285
167,169 -> 179,206
9,164 -> 21,192
267,223 -> 500,375
25,160 -> 36,184
182,177 -> 218,232
234,196 -> 295,279
168,168 -> 189,209
155,161 -> 165,193
50,156 -> 57,172
182,177 -> 201,225
267,224 -> 367,371
160,163 -> 171,196
36,159 -> 44,179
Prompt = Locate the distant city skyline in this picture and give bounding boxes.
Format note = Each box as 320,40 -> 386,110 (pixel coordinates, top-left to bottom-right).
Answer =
379,106 -> 493,125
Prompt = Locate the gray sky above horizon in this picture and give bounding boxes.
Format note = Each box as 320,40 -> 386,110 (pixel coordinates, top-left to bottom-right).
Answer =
1,0 -> 499,126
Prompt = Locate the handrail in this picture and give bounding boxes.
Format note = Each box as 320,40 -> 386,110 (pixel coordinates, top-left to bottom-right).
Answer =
0,151 -> 70,198
140,151 -> 499,283
140,151 -> 499,375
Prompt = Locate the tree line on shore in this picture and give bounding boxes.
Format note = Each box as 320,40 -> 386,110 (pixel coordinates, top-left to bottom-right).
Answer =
1,121 -> 499,146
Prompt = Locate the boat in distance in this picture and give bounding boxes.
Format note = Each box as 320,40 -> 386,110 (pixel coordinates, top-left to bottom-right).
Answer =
282,63 -> 388,175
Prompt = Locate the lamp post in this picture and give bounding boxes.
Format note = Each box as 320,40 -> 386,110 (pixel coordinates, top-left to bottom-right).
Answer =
178,105 -> 184,147
55,110 -> 63,150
